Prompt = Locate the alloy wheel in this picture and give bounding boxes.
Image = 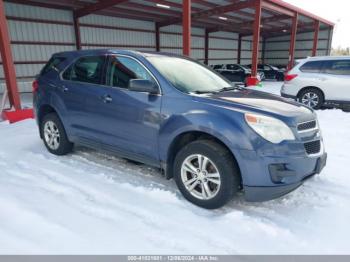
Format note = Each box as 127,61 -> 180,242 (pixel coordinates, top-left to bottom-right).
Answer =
43,120 -> 60,150
180,154 -> 221,200
301,92 -> 319,108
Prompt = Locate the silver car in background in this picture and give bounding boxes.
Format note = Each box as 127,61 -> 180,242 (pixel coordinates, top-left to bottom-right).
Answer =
281,56 -> 350,110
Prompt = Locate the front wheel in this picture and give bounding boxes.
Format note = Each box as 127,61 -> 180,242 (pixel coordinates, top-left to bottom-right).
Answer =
298,88 -> 324,109
173,140 -> 240,209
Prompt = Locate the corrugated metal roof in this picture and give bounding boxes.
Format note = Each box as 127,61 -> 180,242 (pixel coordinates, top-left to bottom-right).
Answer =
4,0 -> 334,38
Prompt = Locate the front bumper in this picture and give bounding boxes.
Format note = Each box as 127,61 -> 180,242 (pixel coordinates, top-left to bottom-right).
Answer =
281,92 -> 296,100
244,153 -> 327,201
232,129 -> 327,202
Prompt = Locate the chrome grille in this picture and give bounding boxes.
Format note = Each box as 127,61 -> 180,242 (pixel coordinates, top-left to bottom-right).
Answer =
297,120 -> 317,133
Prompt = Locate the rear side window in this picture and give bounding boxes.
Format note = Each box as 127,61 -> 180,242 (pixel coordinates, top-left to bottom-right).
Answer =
41,57 -> 66,75
324,60 -> 350,75
63,56 -> 105,84
300,61 -> 324,73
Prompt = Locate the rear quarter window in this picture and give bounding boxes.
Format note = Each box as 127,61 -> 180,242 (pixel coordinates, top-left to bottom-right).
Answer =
41,57 -> 66,75
299,61 -> 324,73
62,56 -> 105,84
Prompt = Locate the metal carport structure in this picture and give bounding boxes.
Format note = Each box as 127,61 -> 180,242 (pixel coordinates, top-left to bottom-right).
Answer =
0,0 -> 334,121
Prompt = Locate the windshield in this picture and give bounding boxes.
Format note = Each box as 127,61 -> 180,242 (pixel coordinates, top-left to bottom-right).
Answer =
147,56 -> 232,93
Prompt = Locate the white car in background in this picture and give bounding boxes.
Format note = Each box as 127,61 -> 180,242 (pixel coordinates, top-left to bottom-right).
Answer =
281,56 -> 350,110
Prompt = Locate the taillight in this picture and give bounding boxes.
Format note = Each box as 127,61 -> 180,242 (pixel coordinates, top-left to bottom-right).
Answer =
284,74 -> 298,82
32,80 -> 39,93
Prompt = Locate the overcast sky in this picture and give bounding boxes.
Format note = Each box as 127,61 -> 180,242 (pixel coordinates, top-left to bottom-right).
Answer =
284,0 -> 349,48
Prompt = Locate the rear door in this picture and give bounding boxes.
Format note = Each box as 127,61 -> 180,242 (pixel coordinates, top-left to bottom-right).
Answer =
321,60 -> 350,101
298,60 -> 325,89
60,55 -> 107,142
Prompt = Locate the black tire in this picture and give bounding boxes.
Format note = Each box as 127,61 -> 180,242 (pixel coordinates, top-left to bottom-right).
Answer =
298,88 -> 324,110
40,113 -> 73,155
173,140 -> 240,209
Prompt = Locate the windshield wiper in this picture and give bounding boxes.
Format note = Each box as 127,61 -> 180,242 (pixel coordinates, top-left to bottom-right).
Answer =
190,85 -> 243,95
190,90 -> 217,94
217,86 -> 241,93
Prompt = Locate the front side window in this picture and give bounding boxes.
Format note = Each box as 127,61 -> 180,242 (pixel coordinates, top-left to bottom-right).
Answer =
106,56 -> 155,89
324,60 -> 350,75
63,56 -> 105,84
147,56 -> 232,93
300,61 -> 324,73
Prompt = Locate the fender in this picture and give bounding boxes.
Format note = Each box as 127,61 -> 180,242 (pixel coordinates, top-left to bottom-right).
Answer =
158,108 -> 254,162
37,88 -> 73,139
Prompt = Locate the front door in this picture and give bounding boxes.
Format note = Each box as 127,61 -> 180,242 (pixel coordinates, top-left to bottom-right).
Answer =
84,55 -> 162,164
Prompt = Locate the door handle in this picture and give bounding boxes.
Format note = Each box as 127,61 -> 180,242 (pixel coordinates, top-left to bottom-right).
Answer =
101,94 -> 112,103
59,85 -> 69,92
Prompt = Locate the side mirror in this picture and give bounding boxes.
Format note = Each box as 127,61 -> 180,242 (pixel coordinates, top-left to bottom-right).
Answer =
129,79 -> 159,94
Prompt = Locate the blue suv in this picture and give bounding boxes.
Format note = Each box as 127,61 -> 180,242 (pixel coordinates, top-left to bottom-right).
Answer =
33,50 -> 327,209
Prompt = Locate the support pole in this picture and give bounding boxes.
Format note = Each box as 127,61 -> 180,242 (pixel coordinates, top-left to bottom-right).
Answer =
73,12 -> 82,50
312,20 -> 320,56
182,0 -> 191,56
247,0 -> 262,86
204,29 -> 209,65
0,0 -> 21,110
288,12 -> 298,70
326,26 -> 333,55
262,37 -> 266,64
237,34 -> 242,64
155,23 -> 160,52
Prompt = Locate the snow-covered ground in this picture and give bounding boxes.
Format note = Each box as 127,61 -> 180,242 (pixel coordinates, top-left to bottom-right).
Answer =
1,82 -> 350,254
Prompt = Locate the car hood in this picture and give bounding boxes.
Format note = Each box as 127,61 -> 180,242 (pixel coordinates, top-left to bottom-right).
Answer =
192,88 -> 314,123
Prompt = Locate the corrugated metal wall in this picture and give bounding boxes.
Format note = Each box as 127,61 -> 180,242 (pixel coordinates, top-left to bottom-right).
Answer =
0,2 -> 332,93
240,35 -> 263,66
160,25 -> 204,60
0,2 -> 75,92
79,14 -> 155,51
264,30 -> 331,66
208,31 -> 238,65
1,2 -> 246,92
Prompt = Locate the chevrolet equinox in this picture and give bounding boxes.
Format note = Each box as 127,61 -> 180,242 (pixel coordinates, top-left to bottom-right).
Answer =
33,50 -> 327,209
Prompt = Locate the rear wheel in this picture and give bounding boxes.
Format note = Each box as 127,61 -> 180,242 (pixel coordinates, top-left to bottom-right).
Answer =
174,140 -> 240,209
41,113 -> 73,155
298,88 -> 324,110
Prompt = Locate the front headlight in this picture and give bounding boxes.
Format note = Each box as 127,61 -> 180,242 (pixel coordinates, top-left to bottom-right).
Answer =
245,113 -> 295,144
